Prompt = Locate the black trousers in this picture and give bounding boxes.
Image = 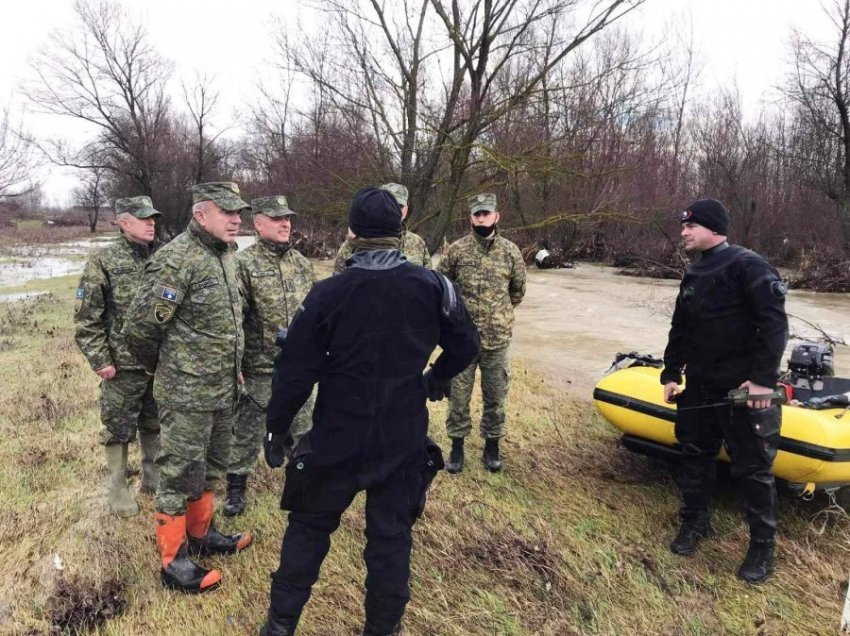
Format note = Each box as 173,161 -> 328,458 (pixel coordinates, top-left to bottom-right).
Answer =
268,462 -> 424,632
674,383 -> 781,541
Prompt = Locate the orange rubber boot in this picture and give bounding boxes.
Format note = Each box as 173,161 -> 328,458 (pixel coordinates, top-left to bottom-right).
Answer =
155,512 -> 221,593
187,491 -> 253,556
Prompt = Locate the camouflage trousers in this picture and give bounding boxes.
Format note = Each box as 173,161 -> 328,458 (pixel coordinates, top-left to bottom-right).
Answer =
99,370 -> 159,446
228,373 -> 314,475
445,345 -> 511,440
156,404 -> 234,515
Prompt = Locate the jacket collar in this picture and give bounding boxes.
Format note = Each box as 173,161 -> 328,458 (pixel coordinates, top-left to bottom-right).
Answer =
188,219 -> 232,254
346,249 -> 407,271
120,234 -> 154,260
258,237 -> 291,257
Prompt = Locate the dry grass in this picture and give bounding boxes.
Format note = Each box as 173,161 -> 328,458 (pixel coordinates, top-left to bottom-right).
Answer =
0,274 -> 847,635
0,222 -> 103,247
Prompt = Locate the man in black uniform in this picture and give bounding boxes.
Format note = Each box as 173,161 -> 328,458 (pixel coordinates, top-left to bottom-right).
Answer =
259,187 -> 480,635
661,198 -> 788,584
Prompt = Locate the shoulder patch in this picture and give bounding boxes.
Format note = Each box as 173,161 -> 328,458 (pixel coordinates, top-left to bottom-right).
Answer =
770,280 -> 788,298
76,288 -> 86,299
154,303 -> 175,323
160,287 -> 179,301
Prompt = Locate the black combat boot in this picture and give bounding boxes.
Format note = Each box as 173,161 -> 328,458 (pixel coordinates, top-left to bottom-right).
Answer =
446,438 -> 464,474
362,622 -> 401,636
670,519 -> 714,556
188,522 -> 253,556
223,473 -> 248,517
259,612 -> 300,635
482,438 -> 502,473
736,538 -> 775,584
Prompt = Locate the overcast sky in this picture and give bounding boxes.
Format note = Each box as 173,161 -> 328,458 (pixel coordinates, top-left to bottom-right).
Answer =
0,0 -> 836,204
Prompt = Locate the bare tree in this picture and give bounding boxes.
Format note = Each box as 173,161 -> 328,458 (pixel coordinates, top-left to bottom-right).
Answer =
182,73 -> 225,184
27,0 -> 173,199
75,167 -> 108,232
0,109 -> 40,199
274,0 -> 644,247
785,0 -> 850,244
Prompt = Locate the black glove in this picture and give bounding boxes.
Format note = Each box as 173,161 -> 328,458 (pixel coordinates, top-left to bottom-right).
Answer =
263,431 -> 289,468
423,368 -> 452,401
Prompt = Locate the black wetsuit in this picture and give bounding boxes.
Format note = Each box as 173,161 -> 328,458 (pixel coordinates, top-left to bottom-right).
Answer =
661,242 -> 788,540
264,249 -> 479,633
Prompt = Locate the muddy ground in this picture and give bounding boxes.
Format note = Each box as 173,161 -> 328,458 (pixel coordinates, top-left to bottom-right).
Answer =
512,263 -> 850,397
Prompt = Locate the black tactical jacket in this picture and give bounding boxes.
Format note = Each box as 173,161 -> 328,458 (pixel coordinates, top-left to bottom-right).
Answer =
266,249 -> 479,486
661,243 -> 788,390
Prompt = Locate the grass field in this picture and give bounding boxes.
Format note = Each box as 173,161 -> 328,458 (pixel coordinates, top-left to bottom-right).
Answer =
0,274 -> 848,635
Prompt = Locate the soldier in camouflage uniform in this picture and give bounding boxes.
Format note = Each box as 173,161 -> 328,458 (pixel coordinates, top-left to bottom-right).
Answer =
438,193 -> 526,473
126,182 -> 253,594
333,182 -> 431,272
75,196 -> 162,518
224,195 -> 316,517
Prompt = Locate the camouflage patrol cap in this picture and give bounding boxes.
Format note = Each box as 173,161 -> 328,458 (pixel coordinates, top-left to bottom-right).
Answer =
191,182 -> 251,211
114,196 -> 162,219
469,192 -> 497,214
380,182 -> 408,207
251,195 -> 297,218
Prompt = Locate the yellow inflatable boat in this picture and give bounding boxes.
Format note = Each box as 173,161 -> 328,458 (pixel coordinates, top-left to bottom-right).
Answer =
593,354 -> 850,492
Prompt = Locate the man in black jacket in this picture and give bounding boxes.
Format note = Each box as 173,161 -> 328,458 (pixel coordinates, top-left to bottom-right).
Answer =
661,198 -> 788,584
259,187 -> 480,636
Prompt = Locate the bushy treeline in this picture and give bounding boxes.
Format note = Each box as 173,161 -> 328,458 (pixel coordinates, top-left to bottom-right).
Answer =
20,0 -> 850,272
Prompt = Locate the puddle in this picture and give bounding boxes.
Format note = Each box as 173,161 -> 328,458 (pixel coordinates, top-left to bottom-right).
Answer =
513,264 -> 850,397
0,237 -> 117,288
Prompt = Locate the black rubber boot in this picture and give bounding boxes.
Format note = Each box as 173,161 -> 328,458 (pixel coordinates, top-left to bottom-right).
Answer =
161,542 -> 221,593
223,473 -> 248,517
259,613 -> 300,636
188,522 -> 253,556
363,622 -> 401,636
482,438 -> 502,473
445,438 -> 464,474
736,538 -> 775,584
670,519 -> 714,556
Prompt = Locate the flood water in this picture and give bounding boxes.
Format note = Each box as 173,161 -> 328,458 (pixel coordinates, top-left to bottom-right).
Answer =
0,238 -> 116,289
512,264 -> 850,398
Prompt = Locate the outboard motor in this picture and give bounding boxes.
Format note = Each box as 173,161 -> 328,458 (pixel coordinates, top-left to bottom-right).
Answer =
787,341 -> 834,391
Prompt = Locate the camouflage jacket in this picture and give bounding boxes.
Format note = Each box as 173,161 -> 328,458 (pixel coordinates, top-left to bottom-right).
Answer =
333,228 -> 431,273
237,238 -> 316,374
74,235 -> 154,371
125,221 -> 244,410
438,230 -> 526,350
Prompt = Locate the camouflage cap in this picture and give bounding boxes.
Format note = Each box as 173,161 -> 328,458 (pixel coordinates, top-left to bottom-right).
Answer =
380,182 -> 408,207
469,192 -> 497,214
115,195 -> 162,219
251,195 -> 297,218
191,182 -> 251,211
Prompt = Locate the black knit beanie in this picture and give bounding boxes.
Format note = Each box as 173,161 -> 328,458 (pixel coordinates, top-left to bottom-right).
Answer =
680,198 -> 729,235
349,187 -> 402,238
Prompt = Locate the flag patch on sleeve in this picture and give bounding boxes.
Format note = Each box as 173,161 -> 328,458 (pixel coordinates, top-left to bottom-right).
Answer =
160,287 -> 178,301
